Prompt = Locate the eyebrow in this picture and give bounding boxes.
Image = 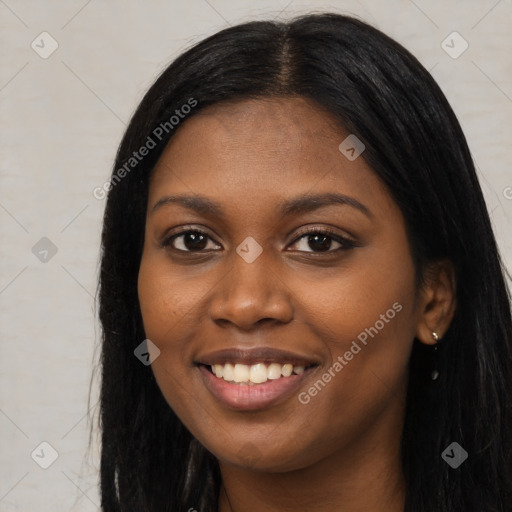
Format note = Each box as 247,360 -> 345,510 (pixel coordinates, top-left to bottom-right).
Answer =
151,192 -> 372,219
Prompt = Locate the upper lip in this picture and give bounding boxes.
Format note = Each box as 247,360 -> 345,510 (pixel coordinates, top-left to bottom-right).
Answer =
195,347 -> 320,367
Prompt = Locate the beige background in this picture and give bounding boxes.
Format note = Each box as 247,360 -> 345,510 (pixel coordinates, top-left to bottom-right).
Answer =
1,0 -> 511,510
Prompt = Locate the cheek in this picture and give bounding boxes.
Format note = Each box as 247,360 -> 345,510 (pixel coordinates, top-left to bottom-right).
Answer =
137,251 -> 205,340
137,256 -> 198,417
297,245 -> 417,356
292,248 -> 417,446
137,254 -> 190,386
137,251 -> 219,399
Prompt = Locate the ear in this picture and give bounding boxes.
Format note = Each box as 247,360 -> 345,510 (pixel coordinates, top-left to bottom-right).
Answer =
415,259 -> 457,345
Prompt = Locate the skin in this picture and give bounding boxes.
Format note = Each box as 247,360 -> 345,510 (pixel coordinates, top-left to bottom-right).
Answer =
137,96 -> 456,512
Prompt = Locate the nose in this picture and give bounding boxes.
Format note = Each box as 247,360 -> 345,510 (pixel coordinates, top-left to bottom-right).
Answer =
208,249 -> 294,331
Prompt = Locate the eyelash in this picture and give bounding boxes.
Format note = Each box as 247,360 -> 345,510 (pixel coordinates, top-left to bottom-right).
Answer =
161,227 -> 357,254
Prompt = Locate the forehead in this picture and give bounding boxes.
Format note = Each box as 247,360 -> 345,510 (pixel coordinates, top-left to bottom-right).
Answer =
148,96 -> 395,223
155,96 -> 345,167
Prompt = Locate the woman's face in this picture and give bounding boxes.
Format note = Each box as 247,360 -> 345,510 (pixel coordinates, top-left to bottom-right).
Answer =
138,96 -> 421,472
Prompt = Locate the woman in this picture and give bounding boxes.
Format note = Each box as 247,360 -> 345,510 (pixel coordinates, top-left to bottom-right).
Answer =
97,12 -> 512,511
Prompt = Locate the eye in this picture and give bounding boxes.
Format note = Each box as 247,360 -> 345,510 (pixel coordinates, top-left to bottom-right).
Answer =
288,228 -> 356,253
162,229 -> 221,252
162,227 -> 357,254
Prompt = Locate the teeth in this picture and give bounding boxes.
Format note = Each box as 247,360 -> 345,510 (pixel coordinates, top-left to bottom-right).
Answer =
267,363 -> 282,380
222,363 -> 234,381
209,362 -> 308,384
281,363 -> 293,377
249,363 -> 267,384
233,363 -> 249,382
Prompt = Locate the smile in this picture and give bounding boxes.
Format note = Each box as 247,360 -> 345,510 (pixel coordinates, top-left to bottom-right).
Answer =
195,347 -> 320,410
208,362 -> 307,384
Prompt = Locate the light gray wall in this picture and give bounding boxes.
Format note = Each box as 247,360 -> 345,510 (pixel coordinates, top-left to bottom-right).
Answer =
1,1 -> 511,509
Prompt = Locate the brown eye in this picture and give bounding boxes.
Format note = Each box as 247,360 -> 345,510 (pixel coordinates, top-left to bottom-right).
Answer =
163,230 -> 221,252
289,229 -> 356,253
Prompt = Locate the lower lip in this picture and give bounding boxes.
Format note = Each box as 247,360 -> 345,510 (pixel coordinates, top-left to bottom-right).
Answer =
198,365 -> 315,411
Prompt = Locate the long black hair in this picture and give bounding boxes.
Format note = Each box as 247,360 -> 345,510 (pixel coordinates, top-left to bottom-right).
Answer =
97,12 -> 512,511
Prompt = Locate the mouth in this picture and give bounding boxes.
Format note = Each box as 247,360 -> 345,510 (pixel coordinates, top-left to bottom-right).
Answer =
200,361 -> 314,384
195,347 -> 320,411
